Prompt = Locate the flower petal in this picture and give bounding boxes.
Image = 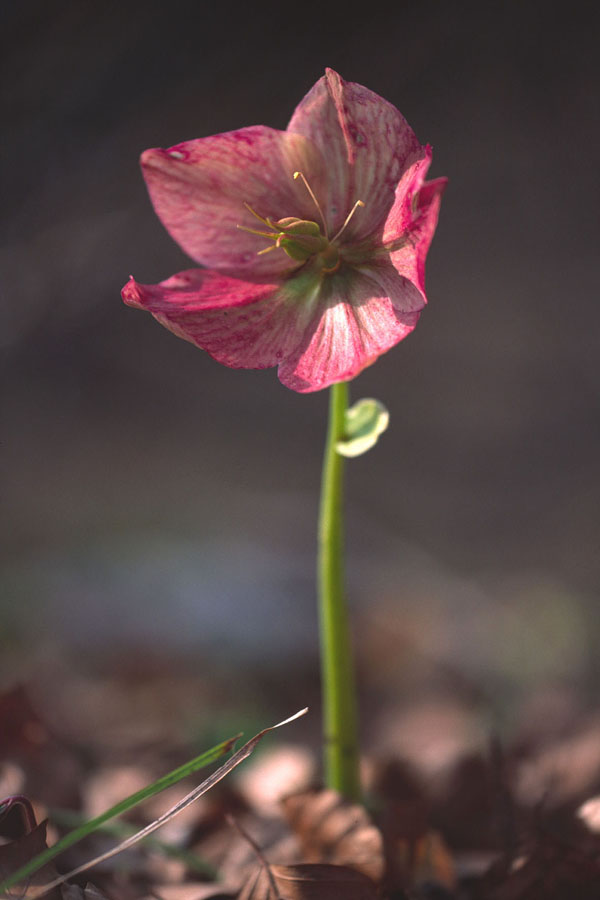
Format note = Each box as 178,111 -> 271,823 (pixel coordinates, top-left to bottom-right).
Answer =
383,149 -> 447,295
140,126 -> 327,278
278,261 -> 424,392
287,69 -> 424,240
121,261 -> 422,393
122,268 -> 317,370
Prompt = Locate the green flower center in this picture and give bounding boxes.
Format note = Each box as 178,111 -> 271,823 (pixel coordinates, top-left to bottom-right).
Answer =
237,172 -> 364,276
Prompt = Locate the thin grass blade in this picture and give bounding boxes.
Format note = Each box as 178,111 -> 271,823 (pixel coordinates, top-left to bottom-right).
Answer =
1,708 -> 307,899
0,732 -> 239,895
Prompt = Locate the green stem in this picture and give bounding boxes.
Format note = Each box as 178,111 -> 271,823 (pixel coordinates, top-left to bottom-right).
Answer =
317,380 -> 360,800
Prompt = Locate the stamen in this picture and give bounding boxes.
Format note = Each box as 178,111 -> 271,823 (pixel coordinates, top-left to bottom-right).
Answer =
331,200 -> 364,243
243,202 -> 274,229
236,224 -> 278,239
293,171 -> 328,238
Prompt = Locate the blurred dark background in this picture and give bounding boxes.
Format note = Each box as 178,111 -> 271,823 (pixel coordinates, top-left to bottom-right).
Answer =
2,1 -> 599,742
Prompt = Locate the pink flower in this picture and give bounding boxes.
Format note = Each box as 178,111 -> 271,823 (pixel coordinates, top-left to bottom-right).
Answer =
122,69 -> 446,393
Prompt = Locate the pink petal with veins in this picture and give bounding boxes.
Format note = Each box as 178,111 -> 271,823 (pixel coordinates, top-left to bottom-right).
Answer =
287,69 -> 424,241
122,260 -> 423,392
383,150 -> 447,296
141,126 -> 327,278
122,268 -> 314,371
279,262 -> 424,392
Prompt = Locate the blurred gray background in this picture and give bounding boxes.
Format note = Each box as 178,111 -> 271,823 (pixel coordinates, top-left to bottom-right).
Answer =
2,2 -> 599,722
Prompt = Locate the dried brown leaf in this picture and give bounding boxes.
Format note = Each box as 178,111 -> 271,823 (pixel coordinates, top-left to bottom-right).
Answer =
371,758 -> 456,892
0,821 -> 62,900
237,747 -> 314,816
487,829 -> 600,900
0,764 -> 26,801
82,766 -> 153,820
0,686 -> 81,808
281,789 -> 384,884
61,884 -> 109,900
202,813 -> 299,891
238,863 -> 378,900
139,884 -> 236,900
397,830 -> 456,892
